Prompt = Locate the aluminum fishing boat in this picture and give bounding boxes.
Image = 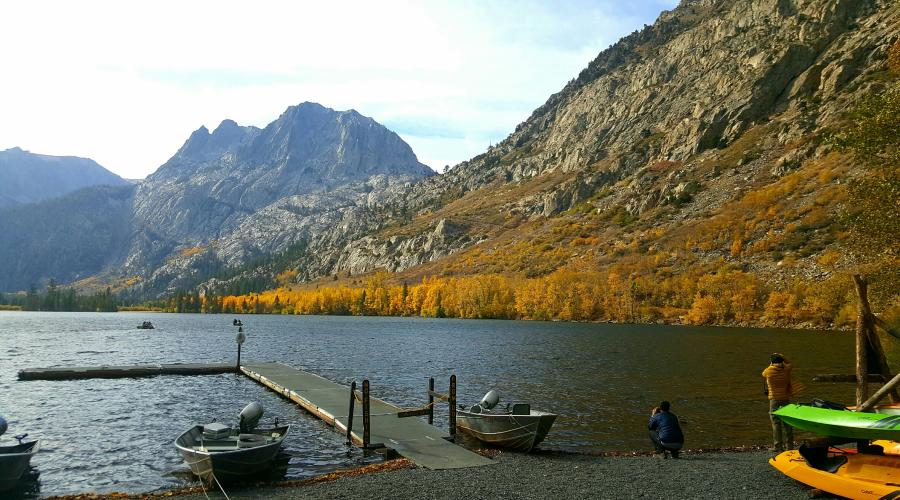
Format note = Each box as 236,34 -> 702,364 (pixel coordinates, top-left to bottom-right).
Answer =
456,390 -> 557,452
0,417 -> 40,492
174,403 -> 290,482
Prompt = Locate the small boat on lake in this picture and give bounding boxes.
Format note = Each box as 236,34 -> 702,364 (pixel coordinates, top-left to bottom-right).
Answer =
0,417 -> 40,492
136,321 -> 154,329
174,403 -> 290,483
456,390 -> 557,452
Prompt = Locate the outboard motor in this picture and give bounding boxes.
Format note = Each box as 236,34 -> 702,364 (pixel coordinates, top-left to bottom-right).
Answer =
479,390 -> 500,410
239,402 -> 264,433
0,415 -> 7,437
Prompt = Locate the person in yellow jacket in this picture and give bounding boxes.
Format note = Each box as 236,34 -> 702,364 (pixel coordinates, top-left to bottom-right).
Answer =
763,353 -> 794,452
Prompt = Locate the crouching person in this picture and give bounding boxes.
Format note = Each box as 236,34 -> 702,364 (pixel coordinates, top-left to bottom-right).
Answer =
649,401 -> 685,458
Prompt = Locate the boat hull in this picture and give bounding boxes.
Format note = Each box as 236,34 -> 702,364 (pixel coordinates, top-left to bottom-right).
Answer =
0,441 -> 39,492
456,410 -> 556,452
770,449 -> 900,499
773,404 -> 900,441
175,425 -> 289,482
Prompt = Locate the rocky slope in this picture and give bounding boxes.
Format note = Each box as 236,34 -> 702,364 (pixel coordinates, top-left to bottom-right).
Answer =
0,147 -> 128,207
0,184 -> 136,291
194,0 -> 898,297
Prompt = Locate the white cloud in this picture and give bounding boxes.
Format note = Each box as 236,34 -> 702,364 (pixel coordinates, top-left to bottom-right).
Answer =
0,1 -> 672,178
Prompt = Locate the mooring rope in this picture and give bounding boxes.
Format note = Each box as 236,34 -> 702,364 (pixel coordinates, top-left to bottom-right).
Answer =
211,472 -> 231,500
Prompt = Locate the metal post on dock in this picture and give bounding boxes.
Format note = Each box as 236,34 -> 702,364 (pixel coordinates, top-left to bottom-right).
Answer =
362,379 -> 371,449
428,377 -> 435,425
235,327 -> 246,371
449,374 -> 457,439
346,381 -> 356,446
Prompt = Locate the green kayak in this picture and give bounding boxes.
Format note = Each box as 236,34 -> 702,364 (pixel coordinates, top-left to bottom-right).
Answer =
773,404 -> 900,440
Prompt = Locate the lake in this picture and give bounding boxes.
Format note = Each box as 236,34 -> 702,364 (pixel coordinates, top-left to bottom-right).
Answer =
0,311 -> 857,496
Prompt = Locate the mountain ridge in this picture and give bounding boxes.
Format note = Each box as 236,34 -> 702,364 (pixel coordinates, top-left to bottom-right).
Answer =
0,147 -> 129,207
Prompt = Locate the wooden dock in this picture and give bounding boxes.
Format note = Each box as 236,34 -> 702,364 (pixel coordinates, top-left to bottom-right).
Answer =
241,362 -> 494,470
18,363 -> 235,380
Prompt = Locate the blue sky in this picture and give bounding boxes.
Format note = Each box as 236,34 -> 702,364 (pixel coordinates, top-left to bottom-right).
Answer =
0,1 -> 678,178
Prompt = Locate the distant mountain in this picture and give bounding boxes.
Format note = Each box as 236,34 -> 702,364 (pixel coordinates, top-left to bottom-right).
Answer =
0,103 -> 434,293
0,147 -> 128,207
0,184 -> 136,291
133,102 -> 432,244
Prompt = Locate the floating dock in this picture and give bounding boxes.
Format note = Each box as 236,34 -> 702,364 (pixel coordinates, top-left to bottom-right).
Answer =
241,362 -> 494,470
18,363 -> 235,380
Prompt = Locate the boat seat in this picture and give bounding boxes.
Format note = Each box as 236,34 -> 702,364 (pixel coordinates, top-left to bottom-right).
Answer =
799,444 -> 848,473
512,403 -> 530,415
238,433 -> 267,448
202,422 -> 231,440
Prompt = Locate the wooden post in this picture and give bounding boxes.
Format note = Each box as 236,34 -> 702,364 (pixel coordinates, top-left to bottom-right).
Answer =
857,371 -> 900,412
853,275 -> 899,404
362,379 -> 371,449
449,374 -> 457,439
855,276 -> 869,406
428,377 -> 435,425
346,381 -> 356,446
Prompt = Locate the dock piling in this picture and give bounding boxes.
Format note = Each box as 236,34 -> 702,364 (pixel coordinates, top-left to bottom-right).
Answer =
428,377 -> 435,425
362,379 -> 371,449
346,381 -> 357,446
449,374 -> 457,439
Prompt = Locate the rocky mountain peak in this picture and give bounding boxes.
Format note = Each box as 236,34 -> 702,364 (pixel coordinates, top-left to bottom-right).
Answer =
126,102 -> 435,278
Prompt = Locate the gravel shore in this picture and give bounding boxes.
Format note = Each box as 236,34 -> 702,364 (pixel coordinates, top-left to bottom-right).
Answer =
158,449 -> 810,500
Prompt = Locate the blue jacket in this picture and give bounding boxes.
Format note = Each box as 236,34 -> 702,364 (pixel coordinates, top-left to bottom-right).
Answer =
649,411 -> 684,444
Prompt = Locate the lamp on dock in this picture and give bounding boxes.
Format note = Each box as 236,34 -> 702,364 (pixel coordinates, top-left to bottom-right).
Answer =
236,326 -> 246,371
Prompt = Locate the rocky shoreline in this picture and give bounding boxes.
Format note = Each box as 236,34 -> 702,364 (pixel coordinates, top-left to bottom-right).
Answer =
46,447 -> 812,500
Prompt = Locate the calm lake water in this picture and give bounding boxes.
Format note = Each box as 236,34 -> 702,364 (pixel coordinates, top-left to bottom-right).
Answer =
0,311 -> 858,497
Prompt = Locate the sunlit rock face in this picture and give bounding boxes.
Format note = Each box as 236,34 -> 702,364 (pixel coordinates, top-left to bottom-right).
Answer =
231,0 -> 895,288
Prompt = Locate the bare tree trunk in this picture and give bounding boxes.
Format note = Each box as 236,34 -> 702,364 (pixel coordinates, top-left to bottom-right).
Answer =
855,275 -> 869,405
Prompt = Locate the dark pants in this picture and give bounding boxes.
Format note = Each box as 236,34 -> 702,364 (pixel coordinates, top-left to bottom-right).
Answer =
650,431 -> 684,457
769,399 -> 794,452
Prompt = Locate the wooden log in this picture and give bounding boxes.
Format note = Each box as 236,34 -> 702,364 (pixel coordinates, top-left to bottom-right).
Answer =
428,377 -> 435,425
363,379 -> 371,449
428,390 -> 450,402
812,374 -> 886,383
346,381 -> 356,446
855,275 -> 870,406
856,371 -> 900,413
865,323 -> 899,403
449,374 -> 457,438
875,315 -> 900,340
397,408 -> 431,418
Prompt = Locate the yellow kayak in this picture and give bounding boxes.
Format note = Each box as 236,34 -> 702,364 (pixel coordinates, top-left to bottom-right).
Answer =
770,449 -> 900,499
874,440 -> 900,456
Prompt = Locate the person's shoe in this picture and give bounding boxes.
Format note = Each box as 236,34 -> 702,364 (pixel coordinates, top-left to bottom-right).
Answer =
671,450 -> 680,459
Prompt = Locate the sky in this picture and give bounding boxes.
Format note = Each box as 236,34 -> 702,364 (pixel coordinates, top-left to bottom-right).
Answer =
0,1 -> 678,179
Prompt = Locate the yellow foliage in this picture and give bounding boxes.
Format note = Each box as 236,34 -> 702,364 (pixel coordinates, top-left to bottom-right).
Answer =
179,246 -> 204,258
